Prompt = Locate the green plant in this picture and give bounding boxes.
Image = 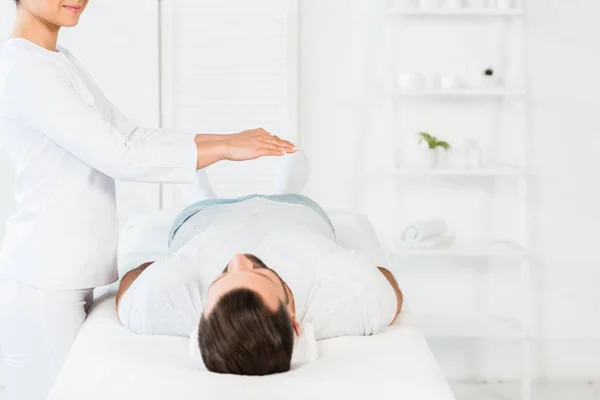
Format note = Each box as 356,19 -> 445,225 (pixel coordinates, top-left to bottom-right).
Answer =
484,67 -> 495,76
418,132 -> 451,151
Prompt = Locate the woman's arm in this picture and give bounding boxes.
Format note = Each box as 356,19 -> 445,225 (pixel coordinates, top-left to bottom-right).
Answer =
6,58 -> 294,183
6,58 -> 197,183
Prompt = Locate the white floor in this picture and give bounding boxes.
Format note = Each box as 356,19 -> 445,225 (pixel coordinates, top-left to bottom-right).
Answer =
450,382 -> 600,400
0,382 -> 598,400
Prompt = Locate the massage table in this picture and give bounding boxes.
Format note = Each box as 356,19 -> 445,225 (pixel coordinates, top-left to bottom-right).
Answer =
49,210 -> 455,400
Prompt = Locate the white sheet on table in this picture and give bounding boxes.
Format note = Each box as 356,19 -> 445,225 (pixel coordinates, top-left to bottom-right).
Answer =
50,294 -> 454,400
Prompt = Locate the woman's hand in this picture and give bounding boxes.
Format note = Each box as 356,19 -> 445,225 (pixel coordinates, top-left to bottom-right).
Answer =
223,128 -> 296,161
194,128 -> 296,170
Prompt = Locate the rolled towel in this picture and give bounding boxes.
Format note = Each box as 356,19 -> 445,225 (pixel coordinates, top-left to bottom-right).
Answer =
400,219 -> 448,245
189,322 -> 319,367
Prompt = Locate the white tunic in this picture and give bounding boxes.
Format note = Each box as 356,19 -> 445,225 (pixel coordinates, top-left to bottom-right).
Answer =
0,38 -> 197,289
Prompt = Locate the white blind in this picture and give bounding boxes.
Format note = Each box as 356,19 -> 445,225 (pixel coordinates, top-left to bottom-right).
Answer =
162,0 -> 299,205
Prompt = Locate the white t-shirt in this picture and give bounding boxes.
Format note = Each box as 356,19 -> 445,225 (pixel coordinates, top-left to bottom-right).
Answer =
119,197 -> 397,340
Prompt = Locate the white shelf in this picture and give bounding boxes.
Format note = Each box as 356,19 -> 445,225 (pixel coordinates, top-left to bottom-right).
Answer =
390,8 -> 525,17
392,165 -> 525,177
412,314 -> 528,339
392,88 -> 526,97
391,240 -> 527,258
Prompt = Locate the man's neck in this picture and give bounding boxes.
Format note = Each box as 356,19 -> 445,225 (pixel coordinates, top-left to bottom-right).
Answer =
12,10 -> 60,52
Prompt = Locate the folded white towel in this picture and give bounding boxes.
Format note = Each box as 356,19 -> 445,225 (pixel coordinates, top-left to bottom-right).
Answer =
400,219 -> 448,245
400,235 -> 455,249
189,322 -> 319,366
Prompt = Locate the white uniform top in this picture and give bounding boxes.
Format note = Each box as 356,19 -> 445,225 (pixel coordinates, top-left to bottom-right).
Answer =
0,38 -> 197,290
119,197 -> 397,340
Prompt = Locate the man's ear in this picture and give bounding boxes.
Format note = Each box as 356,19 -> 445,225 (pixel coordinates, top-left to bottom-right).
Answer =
292,316 -> 301,337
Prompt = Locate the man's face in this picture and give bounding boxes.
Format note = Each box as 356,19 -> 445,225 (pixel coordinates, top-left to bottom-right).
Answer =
204,254 -> 296,323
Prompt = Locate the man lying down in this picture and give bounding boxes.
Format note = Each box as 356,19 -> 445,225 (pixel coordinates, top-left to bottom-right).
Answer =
116,152 -> 403,376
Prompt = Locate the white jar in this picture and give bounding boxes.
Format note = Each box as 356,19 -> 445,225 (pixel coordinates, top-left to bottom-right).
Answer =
463,139 -> 483,169
440,76 -> 461,90
430,72 -> 443,89
480,74 -> 501,88
419,0 -> 440,8
398,73 -> 426,90
468,148 -> 483,169
446,0 -> 464,8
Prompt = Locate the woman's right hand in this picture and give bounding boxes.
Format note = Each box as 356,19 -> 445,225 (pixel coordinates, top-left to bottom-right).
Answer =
223,128 -> 296,161
194,128 -> 296,170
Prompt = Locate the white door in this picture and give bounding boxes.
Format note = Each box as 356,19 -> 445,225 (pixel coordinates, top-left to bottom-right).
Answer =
161,0 -> 299,207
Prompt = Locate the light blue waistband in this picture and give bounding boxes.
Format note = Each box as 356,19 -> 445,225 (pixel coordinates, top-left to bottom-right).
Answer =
169,194 -> 334,245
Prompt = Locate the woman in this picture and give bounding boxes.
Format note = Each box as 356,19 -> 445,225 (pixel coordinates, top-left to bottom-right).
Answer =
0,1 -> 296,399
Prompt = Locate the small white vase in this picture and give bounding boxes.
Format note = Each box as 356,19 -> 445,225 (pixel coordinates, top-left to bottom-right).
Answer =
429,72 -> 442,89
424,149 -> 438,169
440,76 -> 461,90
480,75 -> 501,88
419,0 -> 440,9
496,0 -> 513,8
398,73 -> 426,90
446,0 -> 464,8
436,148 -> 452,168
462,138 -> 483,169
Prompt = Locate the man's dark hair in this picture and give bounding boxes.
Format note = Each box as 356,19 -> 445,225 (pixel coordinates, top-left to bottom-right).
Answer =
198,288 -> 294,376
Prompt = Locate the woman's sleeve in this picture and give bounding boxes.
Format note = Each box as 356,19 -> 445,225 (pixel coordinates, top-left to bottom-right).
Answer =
108,102 -> 197,145
5,58 -> 198,183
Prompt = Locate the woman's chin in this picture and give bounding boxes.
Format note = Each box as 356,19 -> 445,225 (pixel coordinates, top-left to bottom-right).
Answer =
60,18 -> 81,28
58,12 -> 83,28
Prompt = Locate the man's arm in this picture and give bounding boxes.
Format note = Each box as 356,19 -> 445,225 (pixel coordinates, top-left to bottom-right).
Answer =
377,267 -> 403,325
115,262 -> 154,311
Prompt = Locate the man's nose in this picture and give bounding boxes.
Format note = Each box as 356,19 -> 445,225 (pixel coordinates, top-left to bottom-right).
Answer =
228,254 -> 253,272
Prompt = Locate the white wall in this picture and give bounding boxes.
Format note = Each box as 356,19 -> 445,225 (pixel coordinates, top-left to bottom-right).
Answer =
299,0 -> 600,381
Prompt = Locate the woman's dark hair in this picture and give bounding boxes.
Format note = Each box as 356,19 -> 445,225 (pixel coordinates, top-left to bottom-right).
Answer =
198,288 -> 294,376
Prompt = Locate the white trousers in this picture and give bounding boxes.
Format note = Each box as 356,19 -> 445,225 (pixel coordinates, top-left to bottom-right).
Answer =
0,278 -> 93,400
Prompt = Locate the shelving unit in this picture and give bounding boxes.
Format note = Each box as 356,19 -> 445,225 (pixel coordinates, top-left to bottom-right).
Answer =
392,88 -> 526,97
390,8 -> 525,17
392,164 -> 525,177
412,314 -> 527,339
391,240 -> 527,258
386,2 -> 532,400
